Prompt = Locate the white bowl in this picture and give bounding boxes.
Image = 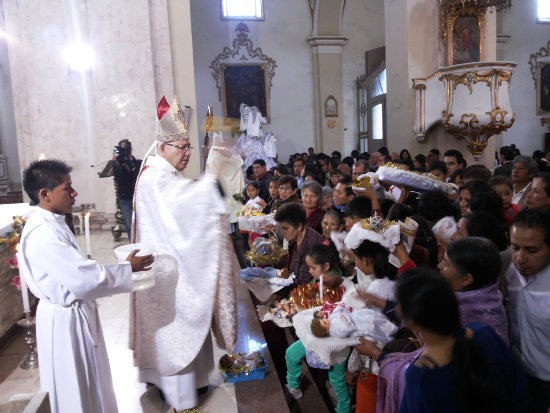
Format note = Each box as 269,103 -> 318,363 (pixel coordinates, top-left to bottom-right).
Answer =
114,243 -> 156,291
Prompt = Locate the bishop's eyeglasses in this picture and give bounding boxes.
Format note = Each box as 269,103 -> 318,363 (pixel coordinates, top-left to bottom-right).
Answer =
165,142 -> 194,152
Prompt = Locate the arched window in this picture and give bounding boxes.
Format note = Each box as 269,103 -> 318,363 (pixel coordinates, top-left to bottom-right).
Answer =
538,0 -> 550,23
221,0 -> 264,21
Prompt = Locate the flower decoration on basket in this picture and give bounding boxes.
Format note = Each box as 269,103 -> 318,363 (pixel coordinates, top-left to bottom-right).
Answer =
218,351 -> 267,383
7,255 -> 20,290
0,216 -> 26,247
348,172 -> 379,192
1,216 -> 27,291
348,175 -> 372,189
290,282 -> 345,309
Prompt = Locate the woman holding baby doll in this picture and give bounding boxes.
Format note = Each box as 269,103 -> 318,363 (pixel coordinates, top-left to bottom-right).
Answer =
345,232 -> 411,413
285,244 -> 351,412
355,237 -> 510,412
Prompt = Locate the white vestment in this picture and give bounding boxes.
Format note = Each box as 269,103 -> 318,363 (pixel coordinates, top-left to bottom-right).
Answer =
206,143 -> 245,225
18,207 -> 133,413
130,155 -> 237,410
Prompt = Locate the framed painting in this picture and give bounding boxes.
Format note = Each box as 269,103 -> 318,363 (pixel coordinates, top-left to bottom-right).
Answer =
221,63 -> 270,122
537,62 -> 550,115
444,6 -> 485,66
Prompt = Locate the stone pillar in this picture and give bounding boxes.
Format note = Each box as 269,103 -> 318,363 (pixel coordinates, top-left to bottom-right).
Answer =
167,0 -> 201,179
308,37 -> 347,154
385,0 -> 440,156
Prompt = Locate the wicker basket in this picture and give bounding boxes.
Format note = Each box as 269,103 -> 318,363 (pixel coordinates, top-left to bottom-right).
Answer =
246,230 -> 287,267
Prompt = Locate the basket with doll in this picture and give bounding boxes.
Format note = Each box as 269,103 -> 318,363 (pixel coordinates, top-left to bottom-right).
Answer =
245,230 -> 287,268
376,163 -> 457,194
218,351 -> 267,383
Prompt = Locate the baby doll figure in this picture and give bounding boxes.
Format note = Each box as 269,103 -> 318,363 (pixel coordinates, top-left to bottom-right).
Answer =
311,305 -> 397,341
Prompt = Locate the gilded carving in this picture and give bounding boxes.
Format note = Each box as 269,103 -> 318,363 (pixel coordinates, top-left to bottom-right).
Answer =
528,40 -> 550,87
210,23 -> 277,102
459,113 -> 480,129
497,70 -> 513,87
440,66 -> 516,158
439,69 -> 493,94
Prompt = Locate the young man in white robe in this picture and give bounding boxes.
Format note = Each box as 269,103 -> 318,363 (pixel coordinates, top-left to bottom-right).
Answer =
130,97 -> 237,412
18,159 -> 155,413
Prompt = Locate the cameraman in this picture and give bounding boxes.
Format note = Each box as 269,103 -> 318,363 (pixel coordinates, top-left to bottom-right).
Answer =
112,139 -> 141,240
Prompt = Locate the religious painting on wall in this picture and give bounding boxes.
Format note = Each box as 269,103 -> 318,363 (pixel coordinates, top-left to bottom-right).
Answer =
537,62 -> 550,115
221,64 -> 269,121
443,6 -> 485,66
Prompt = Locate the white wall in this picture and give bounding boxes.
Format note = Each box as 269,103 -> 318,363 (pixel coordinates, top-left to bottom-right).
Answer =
190,0 -> 314,163
190,0 -> 385,161
3,0 -> 171,212
501,0 -> 550,154
342,0 -> 385,155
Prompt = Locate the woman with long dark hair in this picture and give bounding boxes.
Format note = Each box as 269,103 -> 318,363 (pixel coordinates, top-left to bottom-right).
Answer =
377,268 -> 530,413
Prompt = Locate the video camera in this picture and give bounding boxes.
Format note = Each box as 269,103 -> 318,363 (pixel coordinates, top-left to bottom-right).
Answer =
113,144 -> 131,162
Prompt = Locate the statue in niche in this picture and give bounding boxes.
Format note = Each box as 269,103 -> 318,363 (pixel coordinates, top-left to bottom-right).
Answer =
325,95 -> 338,117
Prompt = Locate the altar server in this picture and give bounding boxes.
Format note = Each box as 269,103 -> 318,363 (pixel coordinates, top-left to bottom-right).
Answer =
130,97 -> 237,411
18,159 -> 154,413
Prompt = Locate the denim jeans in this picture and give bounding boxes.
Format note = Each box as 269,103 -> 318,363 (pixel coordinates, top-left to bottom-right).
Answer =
119,199 -> 133,240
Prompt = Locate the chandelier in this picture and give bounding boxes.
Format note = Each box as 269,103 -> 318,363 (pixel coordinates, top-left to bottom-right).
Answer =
441,0 -> 512,12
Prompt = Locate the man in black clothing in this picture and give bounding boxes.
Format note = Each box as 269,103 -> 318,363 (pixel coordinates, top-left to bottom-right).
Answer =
494,145 -> 515,177
252,159 -> 272,202
113,139 -> 141,240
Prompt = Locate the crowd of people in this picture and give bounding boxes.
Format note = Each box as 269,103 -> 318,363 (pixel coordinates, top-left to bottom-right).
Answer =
15,92 -> 550,413
239,144 -> 550,413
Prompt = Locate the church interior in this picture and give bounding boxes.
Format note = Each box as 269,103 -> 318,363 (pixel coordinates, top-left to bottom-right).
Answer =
1,0 -> 549,412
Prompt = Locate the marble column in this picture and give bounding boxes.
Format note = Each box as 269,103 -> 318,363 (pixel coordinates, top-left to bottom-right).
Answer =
167,0 -> 201,179
308,37 -> 347,155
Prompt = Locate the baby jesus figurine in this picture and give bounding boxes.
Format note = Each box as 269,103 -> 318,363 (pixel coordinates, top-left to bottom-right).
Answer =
311,303 -> 396,340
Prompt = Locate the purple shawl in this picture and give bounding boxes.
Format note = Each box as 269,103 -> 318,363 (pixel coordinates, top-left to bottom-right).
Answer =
377,348 -> 422,413
456,282 -> 509,345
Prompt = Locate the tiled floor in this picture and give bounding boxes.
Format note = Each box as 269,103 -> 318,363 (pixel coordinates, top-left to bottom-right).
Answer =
0,231 -> 260,412
0,230 -> 336,413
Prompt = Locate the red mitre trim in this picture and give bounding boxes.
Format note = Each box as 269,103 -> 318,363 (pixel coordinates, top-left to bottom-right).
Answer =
157,96 -> 170,120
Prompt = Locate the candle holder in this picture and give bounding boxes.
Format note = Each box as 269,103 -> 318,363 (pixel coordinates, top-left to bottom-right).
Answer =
16,313 -> 39,370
